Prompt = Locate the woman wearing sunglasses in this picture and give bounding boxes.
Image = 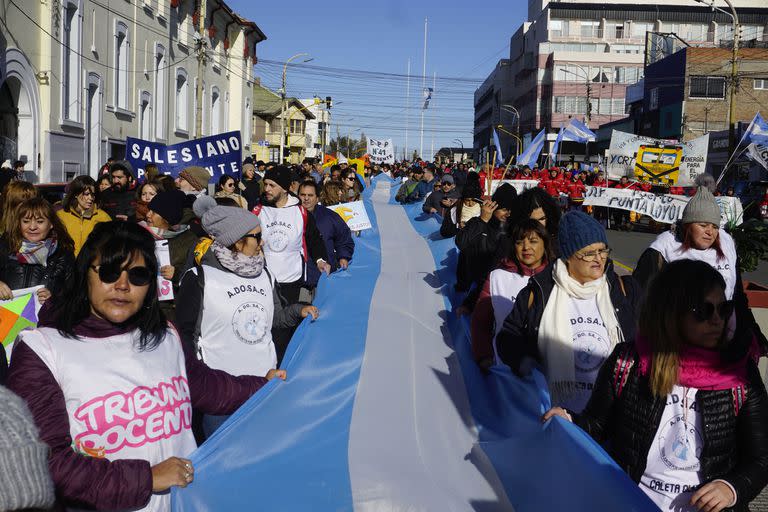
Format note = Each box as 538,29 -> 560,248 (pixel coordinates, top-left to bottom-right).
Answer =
177,196 -> 317,437
58,175 -> 113,255
634,185 -> 764,354
0,197 -> 75,305
544,260 -> 768,512
341,171 -> 362,203
214,174 -> 248,209
496,211 -> 640,413
6,221 -> 285,511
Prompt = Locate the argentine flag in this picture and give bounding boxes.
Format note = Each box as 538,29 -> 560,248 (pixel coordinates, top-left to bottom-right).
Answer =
551,118 -> 597,158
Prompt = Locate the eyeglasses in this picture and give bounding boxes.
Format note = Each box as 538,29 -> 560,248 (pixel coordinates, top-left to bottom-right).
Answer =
345,176 -> 356,181
691,300 -> 734,323
90,264 -> 153,286
242,232 -> 262,243
575,248 -> 612,262
225,182 -> 235,188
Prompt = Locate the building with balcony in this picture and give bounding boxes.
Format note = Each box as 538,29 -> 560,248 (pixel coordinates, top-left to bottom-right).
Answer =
251,83 -> 315,164
0,0 -> 265,183
474,0 -> 767,164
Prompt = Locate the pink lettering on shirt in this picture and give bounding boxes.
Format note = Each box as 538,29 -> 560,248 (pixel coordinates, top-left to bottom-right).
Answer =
73,377 -> 192,456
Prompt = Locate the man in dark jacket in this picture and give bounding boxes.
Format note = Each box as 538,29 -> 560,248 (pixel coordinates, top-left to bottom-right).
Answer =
99,160 -> 137,221
406,167 -> 436,203
455,182 -> 517,295
239,163 -> 262,210
423,174 -> 461,215
299,181 -> 355,287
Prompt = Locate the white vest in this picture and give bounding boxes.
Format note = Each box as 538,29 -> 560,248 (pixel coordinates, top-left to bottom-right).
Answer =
20,326 -> 197,512
256,197 -> 306,284
488,269 -> 530,365
196,264 -> 277,376
650,229 -> 738,299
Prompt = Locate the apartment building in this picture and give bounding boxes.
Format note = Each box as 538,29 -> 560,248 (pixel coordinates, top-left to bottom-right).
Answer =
475,0 -> 767,162
0,0 -> 265,183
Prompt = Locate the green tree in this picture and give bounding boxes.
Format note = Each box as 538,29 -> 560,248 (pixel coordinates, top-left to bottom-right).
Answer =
329,133 -> 367,158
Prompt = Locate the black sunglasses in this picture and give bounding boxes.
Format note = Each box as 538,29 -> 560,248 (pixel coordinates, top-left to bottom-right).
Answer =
691,300 -> 734,323
90,264 -> 153,286
242,232 -> 262,243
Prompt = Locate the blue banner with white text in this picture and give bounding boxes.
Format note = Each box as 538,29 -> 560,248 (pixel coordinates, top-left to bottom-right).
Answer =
126,130 -> 243,181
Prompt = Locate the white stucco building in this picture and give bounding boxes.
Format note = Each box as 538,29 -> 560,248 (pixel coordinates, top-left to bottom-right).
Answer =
0,0 -> 265,183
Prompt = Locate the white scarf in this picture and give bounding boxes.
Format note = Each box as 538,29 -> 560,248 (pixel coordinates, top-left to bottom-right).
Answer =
538,260 -> 623,406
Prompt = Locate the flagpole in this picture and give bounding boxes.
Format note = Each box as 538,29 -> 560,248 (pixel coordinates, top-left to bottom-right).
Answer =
430,72 -> 436,161
405,58 -> 410,162
420,17 -> 427,159
716,111 -> 760,187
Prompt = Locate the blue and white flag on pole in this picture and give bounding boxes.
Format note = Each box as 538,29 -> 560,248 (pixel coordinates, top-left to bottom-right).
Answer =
551,124 -> 565,160
551,118 -> 596,158
492,127 -> 504,165
517,129 -> 546,168
743,112 -> 768,144
422,87 -> 433,110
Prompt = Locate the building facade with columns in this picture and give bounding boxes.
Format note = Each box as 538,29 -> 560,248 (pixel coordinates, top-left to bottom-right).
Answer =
0,0 -> 264,183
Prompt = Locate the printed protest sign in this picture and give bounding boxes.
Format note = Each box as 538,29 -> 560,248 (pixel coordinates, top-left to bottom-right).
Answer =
606,130 -> 708,186
583,187 -> 742,226
127,130 -> 243,181
1,286 -> 43,361
367,137 -> 395,165
328,201 -> 372,231
155,240 -> 174,301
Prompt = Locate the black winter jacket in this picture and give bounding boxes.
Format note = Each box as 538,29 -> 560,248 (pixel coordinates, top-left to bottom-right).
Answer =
496,261 -> 641,375
575,343 -> 768,511
634,247 -> 767,356
0,237 -> 74,297
455,216 -> 508,289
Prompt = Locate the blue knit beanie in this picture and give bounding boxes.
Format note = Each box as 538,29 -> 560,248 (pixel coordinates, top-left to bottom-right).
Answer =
558,211 -> 608,260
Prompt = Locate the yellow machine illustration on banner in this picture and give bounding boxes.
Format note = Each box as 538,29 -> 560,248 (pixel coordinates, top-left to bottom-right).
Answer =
633,144 -> 683,184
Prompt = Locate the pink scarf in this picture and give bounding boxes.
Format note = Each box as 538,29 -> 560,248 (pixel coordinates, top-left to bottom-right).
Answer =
636,335 -> 759,390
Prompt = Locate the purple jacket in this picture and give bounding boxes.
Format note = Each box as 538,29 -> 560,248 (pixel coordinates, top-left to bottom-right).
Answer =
305,205 -> 355,286
7,314 -> 267,511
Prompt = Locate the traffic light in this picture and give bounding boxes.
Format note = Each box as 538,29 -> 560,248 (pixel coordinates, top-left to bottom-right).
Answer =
325,96 -> 333,109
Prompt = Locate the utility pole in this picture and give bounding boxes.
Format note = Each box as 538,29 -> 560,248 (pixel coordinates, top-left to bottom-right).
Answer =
419,17 -> 427,159
194,0 -> 208,139
280,53 -> 310,165
725,0 -> 740,156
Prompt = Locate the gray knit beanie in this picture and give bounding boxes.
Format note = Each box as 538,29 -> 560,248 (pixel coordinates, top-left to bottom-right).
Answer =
0,386 -> 55,511
682,186 -> 721,226
193,195 -> 260,246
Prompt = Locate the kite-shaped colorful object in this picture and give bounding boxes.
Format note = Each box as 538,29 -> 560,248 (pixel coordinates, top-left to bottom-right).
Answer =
0,291 -> 40,348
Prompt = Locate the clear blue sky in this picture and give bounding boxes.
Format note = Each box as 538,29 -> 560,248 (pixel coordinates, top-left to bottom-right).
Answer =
226,0 -> 527,159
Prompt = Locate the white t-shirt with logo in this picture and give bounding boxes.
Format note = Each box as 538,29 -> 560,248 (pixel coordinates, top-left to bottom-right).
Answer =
195,264 -> 277,377
19,326 -> 197,512
641,385 -> 703,511
565,296 -> 611,412
256,196 -> 306,284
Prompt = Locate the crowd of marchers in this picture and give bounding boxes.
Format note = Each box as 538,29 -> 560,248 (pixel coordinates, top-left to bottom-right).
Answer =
395,159 -> 768,512
0,156 -> 360,512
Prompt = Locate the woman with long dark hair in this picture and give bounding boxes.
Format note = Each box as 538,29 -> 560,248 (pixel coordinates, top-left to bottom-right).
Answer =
544,260 -> 768,512
58,175 -> 112,255
7,221 -> 285,512
214,174 -> 248,209
471,219 -> 554,370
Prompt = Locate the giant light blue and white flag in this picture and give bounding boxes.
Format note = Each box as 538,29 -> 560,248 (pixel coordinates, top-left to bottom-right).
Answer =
492,127 -> 504,165
551,118 -> 596,158
517,129 -> 546,168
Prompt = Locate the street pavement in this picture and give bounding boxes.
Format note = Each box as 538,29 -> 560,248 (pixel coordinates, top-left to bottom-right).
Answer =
607,229 -> 768,285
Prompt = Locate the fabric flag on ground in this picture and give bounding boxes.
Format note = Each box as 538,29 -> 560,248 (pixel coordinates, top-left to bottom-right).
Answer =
517,129 -> 546,168
493,127 -> 504,165
172,176 -> 654,511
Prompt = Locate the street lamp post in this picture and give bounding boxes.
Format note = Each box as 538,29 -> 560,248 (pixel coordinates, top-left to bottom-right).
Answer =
452,138 -> 464,163
280,53 -> 312,165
